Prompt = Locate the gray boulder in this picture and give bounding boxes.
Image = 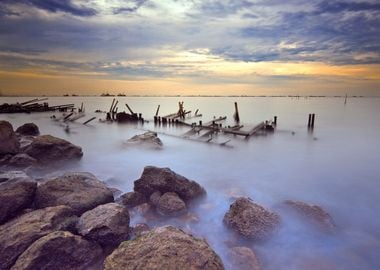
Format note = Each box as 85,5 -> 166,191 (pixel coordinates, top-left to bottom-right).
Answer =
223,197 -> 280,240
119,191 -> 147,208
77,203 -> 129,247
125,131 -> 163,149
23,135 -> 83,164
104,226 -> 224,270
15,123 -> 40,136
283,200 -> 336,232
0,205 -> 76,270
0,178 -> 37,224
0,121 -> 19,155
34,172 -> 114,215
157,192 -> 187,217
134,166 -> 206,201
228,246 -> 261,270
11,231 -> 102,270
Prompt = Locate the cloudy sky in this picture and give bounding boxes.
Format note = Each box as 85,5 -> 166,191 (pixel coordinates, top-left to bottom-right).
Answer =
0,0 -> 379,95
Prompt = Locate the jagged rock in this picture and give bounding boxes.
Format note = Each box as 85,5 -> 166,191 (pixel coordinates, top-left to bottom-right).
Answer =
130,223 -> 150,238
223,197 -> 280,240
228,246 -> 261,270
11,231 -> 102,270
34,172 -> 114,215
0,178 -> 37,224
23,135 -> 83,164
8,153 -> 37,168
125,131 -> 163,149
15,123 -> 40,136
0,170 -> 31,183
0,121 -> 20,155
149,190 -> 162,206
119,191 -> 147,208
157,192 -> 187,217
77,203 -> 129,247
0,206 -> 76,270
283,200 -> 336,231
104,226 -> 224,270
134,166 -> 206,201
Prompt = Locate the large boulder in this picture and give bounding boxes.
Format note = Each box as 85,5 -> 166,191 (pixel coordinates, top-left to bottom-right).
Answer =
104,226 -> 224,270
0,121 -> 20,155
0,178 -> 37,224
283,200 -> 336,231
11,231 -> 102,270
77,203 -> 130,247
7,153 -> 37,168
119,191 -> 147,208
125,131 -> 163,149
223,197 -> 280,240
23,135 -> 83,164
157,192 -> 187,217
15,123 -> 40,136
34,172 -> 114,215
228,246 -> 261,270
134,166 -> 206,201
0,205 -> 76,270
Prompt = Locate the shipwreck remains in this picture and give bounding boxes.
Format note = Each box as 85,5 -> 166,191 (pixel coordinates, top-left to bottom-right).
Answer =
0,98 -> 75,114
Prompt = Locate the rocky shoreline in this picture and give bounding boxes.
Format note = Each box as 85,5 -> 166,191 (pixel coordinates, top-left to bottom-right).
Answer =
0,120 -> 337,270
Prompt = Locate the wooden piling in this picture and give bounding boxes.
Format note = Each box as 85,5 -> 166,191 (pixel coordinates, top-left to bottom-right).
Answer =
274,116 -> 277,125
311,113 -> 315,128
109,98 -> 115,112
155,105 -> 160,116
308,114 -> 312,127
234,102 -> 240,123
83,117 -> 96,125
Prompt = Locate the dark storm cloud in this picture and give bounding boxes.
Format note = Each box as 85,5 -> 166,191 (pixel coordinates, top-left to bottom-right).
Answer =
113,0 -> 149,14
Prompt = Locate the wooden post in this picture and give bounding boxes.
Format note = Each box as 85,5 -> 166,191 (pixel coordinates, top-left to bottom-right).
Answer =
155,105 -> 160,116
154,116 -> 158,124
199,120 -> 202,126
274,116 -> 277,125
109,98 -> 115,112
83,117 -> 96,125
125,103 -> 134,114
311,114 -> 315,128
234,102 -> 240,123
308,114 -> 312,127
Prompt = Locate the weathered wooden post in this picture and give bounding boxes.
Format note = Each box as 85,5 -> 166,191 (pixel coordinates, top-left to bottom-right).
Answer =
308,114 -> 312,128
311,114 -> 315,128
274,116 -> 277,125
234,102 -> 240,123
199,120 -> 202,126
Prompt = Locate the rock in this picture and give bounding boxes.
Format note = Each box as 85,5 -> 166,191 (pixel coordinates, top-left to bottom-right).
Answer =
0,205 -> 76,270
0,179 -> 37,224
7,153 -> 37,168
130,223 -> 150,238
15,123 -> 40,136
149,190 -> 162,206
0,170 -> 31,183
134,166 -> 206,201
283,200 -> 336,231
0,121 -> 20,155
125,131 -> 163,149
157,192 -> 187,217
104,226 -> 224,270
23,135 -> 83,164
223,197 -> 280,240
228,246 -> 261,270
11,231 -> 102,270
77,203 -> 129,247
120,191 -> 147,208
34,172 -> 114,215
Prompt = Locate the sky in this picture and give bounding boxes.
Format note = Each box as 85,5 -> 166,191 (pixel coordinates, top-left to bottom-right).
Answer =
0,0 -> 379,96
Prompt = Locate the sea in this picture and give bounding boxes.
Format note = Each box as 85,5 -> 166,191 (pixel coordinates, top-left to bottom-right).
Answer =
1,96 -> 380,269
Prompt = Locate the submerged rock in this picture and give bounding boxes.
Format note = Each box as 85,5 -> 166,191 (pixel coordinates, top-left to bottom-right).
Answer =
77,203 -> 130,247
134,166 -> 206,201
34,172 -> 114,215
223,197 -> 280,240
8,153 -> 37,168
23,135 -> 83,164
0,170 -> 31,183
11,231 -> 102,270
15,123 -> 40,136
157,192 -> 187,217
119,191 -> 147,208
0,178 -> 37,224
125,131 -> 163,149
283,200 -> 336,232
0,121 -> 20,155
228,246 -> 261,270
0,205 -> 76,270
104,226 -> 224,270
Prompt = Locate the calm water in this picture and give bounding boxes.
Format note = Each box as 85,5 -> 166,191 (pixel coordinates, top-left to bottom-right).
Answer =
1,96 -> 380,269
